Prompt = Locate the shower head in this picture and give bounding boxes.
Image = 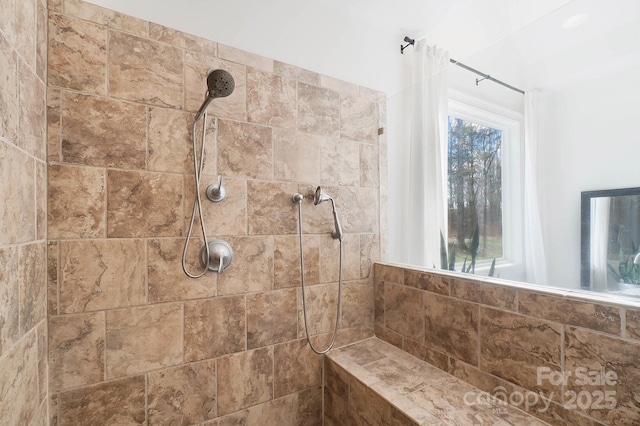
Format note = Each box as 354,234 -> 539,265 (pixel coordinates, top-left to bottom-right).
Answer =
314,186 -> 333,205
194,69 -> 235,121
313,187 -> 343,241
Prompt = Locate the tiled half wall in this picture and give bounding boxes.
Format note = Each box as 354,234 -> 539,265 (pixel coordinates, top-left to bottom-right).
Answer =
374,262 -> 640,426
46,0 -> 384,424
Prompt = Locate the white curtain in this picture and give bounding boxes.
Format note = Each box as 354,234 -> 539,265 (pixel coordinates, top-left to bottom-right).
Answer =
590,197 -> 610,291
402,41 -> 450,267
523,91 -> 548,284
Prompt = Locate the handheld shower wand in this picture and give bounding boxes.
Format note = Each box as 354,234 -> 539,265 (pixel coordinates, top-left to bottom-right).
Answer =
183,70 -> 235,278
313,187 -> 343,241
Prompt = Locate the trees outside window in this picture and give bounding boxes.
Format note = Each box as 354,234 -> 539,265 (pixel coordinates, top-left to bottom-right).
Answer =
447,117 -> 503,261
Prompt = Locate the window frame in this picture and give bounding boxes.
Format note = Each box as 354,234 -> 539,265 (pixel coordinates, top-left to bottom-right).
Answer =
447,91 -> 525,278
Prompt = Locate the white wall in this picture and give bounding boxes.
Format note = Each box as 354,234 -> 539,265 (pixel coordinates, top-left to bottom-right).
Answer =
538,64 -> 640,288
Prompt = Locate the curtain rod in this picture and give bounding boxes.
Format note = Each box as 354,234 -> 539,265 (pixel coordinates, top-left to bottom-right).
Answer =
401,36 -> 525,95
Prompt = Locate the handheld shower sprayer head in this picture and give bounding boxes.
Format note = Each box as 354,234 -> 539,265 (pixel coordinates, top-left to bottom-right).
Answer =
194,69 -> 235,121
314,186 -> 332,205
313,186 -> 343,241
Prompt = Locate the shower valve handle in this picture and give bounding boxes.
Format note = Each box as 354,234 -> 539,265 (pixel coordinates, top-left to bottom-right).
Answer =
206,175 -> 226,202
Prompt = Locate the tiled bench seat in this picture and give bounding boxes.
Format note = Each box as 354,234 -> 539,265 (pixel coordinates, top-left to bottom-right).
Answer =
324,337 -> 549,425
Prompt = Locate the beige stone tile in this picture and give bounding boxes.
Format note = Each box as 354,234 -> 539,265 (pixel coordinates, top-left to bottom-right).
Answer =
58,239 -> 145,313
47,241 -> 59,315
244,394 -> 299,425
147,238 -> 216,303
320,75 -> 359,96
48,312 -> 105,391
247,180 -> 298,235
449,278 -> 517,311
320,138 -> 359,187
0,142 -> 35,246
423,293 -> 479,366
359,142 -> 379,187
359,85 -> 384,102
405,269 -> 450,295
36,320 -> 48,403
273,338 -> 322,397
360,234 -> 379,279
18,61 -> 46,158
184,295 -> 246,362
273,128 -> 321,183
148,359 -> 217,424
403,338 -> 449,372
148,106 -> 194,174
298,82 -> 340,137
185,52 -> 247,120
519,291 -> 620,334
247,289 -> 297,349
565,326 -> 640,425
14,0 -> 35,69
273,61 -> 320,86
35,0 -> 46,80
106,304 -> 183,378
274,235 -> 320,288
384,282 -> 424,342
218,119 -> 273,180
350,377 -> 395,425
324,385 -> 365,426
406,378 -> 508,425
297,282 -> 339,337
217,236 -> 274,295
374,325 -> 403,349
297,386 -> 323,426
64,0 -> 148,36
0,246 -> 20,356
0,33 -> 18,142
46,88 -> 61,162
183,175 -> 247,237
61,91 -> 146,168
340,280 -> 374,330
48,0 -> 62,11
324,357 -> 350,400
320,233 -> 359,283
48,13 -> 107,94
374,263 -> 404,284
108,30 -> 183,106
0,331 -> 39,425
480,307 -> 562,397
374,279 -> 384,326
247,68 -> 297,127
217,346 -> 274,415
337,186 -> 373,234
58,376 -> 146,425
341,95 -> 378,143
18,242 -> 46,334
148,22 -> 216,53
218,43 -> 274,72
48,164 -> 106,239
107,170 -> 183,238
626,309 -> 640,340
36,160 -> 45,240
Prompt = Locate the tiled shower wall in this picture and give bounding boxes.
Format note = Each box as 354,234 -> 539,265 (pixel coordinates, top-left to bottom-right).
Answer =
375,263 -> 640,426
0,0 -> 49,424
46,0 -> 383,424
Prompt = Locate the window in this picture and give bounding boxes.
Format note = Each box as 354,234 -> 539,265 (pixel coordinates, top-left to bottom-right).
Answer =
447,92 -> 524,276
448,116 -> 503,261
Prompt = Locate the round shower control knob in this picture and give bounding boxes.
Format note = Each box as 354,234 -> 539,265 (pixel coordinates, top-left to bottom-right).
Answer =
199,239 -> 233,273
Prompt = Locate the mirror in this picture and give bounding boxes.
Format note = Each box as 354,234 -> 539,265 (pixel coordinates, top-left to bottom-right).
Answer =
387,0 -> 640,299
581,187 -> 640,296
